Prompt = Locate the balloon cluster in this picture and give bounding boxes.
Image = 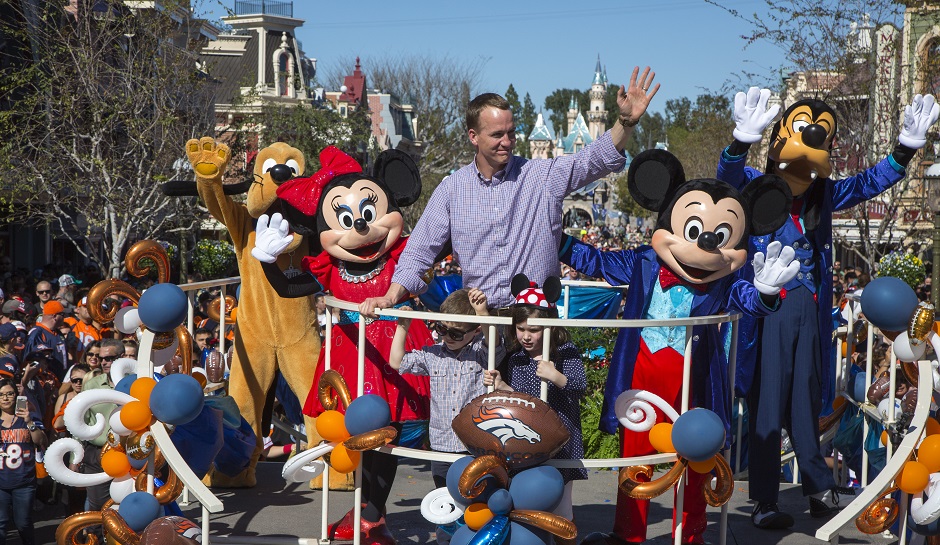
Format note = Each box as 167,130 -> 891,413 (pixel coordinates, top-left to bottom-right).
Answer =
420,394 -> 579,545
613,390 -> 733,506
860,276 -> 935,362
282,370 -> 398,482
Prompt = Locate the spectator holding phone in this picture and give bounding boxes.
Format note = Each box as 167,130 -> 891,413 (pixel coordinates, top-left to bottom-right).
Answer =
0,378 -> 45,545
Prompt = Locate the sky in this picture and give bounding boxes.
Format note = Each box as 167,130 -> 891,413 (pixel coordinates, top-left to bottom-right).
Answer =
200,0 -> 794,129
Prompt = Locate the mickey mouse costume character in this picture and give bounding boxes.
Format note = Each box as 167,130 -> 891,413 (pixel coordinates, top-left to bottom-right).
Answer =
562,149 -> 799,544
718,89 -> 939,529
252,145 -> 433,545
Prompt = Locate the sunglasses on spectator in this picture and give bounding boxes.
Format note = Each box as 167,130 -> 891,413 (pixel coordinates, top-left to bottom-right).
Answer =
70,378 -> 83,384
431,323 -> 477,342
37,290 -> 52,295
100,354 -> 125,362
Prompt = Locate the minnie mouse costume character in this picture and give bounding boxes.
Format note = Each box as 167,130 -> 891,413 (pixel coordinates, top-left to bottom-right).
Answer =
562,149 -> 798,544
717,88 -> 939,528
252,146 -> 434,545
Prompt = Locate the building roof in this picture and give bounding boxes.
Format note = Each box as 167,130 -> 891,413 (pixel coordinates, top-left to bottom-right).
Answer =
560,112 -> 593,153
201,29 -> 305,105
593,55 -> 604,85
529,112 -> 555,141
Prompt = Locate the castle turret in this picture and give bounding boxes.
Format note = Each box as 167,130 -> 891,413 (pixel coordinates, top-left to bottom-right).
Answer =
588,54 -> 608,140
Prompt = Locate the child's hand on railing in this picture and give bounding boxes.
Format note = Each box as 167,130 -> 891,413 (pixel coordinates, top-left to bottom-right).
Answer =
397,306 -> 413,327
468,288 -> 489,316
483,370 -> 509,391
536,359 -> 567,389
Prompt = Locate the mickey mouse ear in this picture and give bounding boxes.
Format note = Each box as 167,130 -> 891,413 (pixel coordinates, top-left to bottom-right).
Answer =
542,276 -> 562,304
372,150 -> 421,207
510,274 -> 531,297
628,149 -> 685,212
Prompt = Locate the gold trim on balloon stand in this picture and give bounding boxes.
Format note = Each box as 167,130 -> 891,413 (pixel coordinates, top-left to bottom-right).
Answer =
509,510 -> 578,539
459,454 -> 509,499
855,487 -> 899,534
56,511 -> 104,545
704,454 -> 734,507
318,369 -> 352,410
619,459 -> 688,500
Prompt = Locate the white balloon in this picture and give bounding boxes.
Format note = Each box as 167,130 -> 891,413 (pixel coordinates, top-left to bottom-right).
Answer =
614,389 -> 680,432
151,338 -> 180,367
114,307 -> 142,335
64,390 -> 135,440
421,487 -> 465,525
109,410 -> 132,437
110,474 -> 137,504
894,331 -> 927,362
282,442 -> 335,483
911,474 -> 940,524
878,397 -> 903,420
110,358 -> 138,385
45,438 -> 113,487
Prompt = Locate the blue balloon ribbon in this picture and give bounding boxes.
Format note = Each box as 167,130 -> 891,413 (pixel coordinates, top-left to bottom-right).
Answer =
468,515 -> 510,545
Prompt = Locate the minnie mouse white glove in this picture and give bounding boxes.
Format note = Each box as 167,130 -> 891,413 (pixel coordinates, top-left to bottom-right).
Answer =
899,94 -> 939,149
251,213 -> 293,263
732,87 -> 781,144
752,241 -> 801,296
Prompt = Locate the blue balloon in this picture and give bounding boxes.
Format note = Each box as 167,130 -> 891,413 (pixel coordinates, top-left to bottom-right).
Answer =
138,283 -> 188,333
851,372 -> 869,403
149,373 -> 205,425
468,515 -> 509,545
671,409 -> 725,462
115,374 -> 138,395
860,277 -> 919,332
508,466 -> 564,512
118,491 -> 161,532
446,456 -> 500,506
451,524 -> 477,545
128,455 -> 148,470
344,394 -> 391,436
509,521 -> 551,545
487,489 -> 513,515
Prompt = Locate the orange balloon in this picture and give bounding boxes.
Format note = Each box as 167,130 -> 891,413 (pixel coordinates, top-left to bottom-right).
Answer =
129,377 -> 157,404
920,435 -> 940,473
316,410 -> 351,442
464,503 -> 494,530
833,396 -> 846,411
841,343 -> 848,357
926,417 -> 940,437
229,307 -> 238,323
688,457 -> 717,474
120,400 -> 154,432
649,423 -> 675,453
898,461 -> 931,494
330,444 -> 360,474
193,373 -> 208,389
881,431 -> 889,447
101,449 -> 131,478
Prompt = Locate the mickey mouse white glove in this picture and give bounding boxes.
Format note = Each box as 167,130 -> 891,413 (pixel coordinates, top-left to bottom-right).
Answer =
251,213 -> 293,263
732,87 -> 781,144
752,241 -> 801,296
899,94 -> 939,149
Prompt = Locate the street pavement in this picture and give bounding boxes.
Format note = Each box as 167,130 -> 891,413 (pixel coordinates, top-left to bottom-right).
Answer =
31,461 -> 893,545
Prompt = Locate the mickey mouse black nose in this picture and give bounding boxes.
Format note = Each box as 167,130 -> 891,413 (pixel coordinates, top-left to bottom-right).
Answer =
354,218 -> 368,232
697,232 -> 719,251
268,164 -> 293,183
801,124 -> 829,149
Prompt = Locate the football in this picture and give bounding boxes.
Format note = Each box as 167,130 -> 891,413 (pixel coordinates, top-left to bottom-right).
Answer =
453,391 -> 569,470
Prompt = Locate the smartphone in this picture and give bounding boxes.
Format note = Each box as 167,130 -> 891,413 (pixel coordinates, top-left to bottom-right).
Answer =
15,396 -> 27,414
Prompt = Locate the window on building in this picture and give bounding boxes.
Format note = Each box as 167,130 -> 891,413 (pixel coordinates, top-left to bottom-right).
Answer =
278,53 -> 290,96
925,39 -> 940,97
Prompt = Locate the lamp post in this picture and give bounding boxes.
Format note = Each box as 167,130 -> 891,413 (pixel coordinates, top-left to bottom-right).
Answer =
926,141 -> 940,308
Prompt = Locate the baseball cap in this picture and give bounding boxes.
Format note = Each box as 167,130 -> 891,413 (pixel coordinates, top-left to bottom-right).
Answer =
58,274 -> 81,287
43,300 -> 65,315
1,300 -> 25,316
0,323 -> 15,343
0,360 -> 15,379
77,296 -> 87,308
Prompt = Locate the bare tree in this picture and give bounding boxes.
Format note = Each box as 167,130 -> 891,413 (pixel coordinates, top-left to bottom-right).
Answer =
0,0 -> 217,278
321,54 -> 486,227
708,0 -> 913,270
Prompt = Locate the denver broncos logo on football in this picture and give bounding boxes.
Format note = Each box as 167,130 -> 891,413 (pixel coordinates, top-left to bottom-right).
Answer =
472,405 -> 542,445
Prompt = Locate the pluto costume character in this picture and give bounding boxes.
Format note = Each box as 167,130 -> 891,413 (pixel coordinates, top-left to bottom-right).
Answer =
169,138 -> 352,489
565,150 -> 798,544
717,89 -> 938,528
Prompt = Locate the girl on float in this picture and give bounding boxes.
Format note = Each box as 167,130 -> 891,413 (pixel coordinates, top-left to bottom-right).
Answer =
483,274 -> 586,545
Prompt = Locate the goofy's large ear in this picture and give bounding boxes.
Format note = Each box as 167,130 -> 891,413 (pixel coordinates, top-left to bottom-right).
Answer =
742,174 -> 792,236
373,150 -> 421,207
160,180 -> 252,196
628,149 -> 686,212
511,274 -> 531,298
542,276 -> 562,305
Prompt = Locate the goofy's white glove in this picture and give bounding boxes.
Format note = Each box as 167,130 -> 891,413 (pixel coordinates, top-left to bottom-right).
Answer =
752,240 -> 800,296
899,94 -> 939,149
251,213 -> 293,263
732,87 -> 781,144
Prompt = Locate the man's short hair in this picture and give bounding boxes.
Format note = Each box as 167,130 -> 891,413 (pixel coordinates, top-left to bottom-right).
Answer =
439,289 -> 477,321
99,338 -> 124,353
193,328 -> 212,338
466,93 -> 511,132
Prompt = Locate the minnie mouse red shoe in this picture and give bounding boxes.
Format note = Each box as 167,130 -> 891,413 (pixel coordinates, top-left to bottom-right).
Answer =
361,515 -> 397,545
328,508 -> 355,541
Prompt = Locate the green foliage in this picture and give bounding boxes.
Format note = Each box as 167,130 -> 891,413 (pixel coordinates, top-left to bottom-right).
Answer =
544,88 -> 589,138
877,251 -> 926,290
663,94 -> 735,179
192,240 -> 236,279
521,93 -> 537,158
571,327 -> 620,459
